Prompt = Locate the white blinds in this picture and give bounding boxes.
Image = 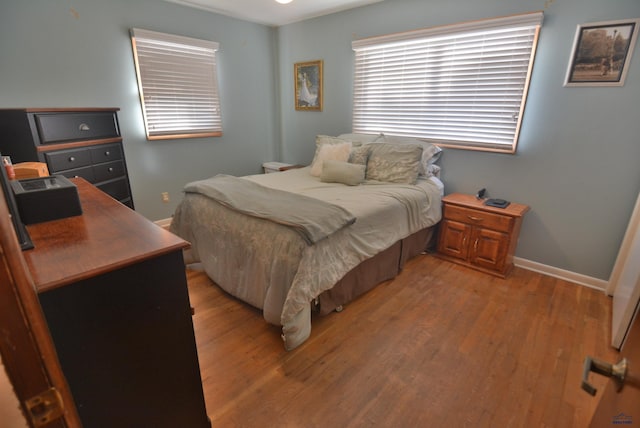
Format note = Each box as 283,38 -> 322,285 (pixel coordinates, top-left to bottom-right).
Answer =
131,28 -> 222,140
352,12 -> 543,152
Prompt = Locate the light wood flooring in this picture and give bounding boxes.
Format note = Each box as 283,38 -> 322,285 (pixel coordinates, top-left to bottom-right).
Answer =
186,255 -> 619,427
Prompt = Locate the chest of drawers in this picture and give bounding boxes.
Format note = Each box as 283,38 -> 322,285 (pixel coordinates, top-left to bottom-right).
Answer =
0,108 -> 134,208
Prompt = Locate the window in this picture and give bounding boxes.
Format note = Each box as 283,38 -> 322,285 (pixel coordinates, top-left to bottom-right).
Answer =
130,28 -> 222,140
352,12 -> 544,153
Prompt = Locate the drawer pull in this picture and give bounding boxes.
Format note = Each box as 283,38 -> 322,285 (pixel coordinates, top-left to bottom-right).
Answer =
104,151 -> 110,156
79,123 -> 90,131
468,215 -> 484,222
108,167 -> 114,173
68,156 -> 75,162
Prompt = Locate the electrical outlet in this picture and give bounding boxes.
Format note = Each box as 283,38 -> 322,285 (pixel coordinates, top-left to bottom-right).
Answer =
161,192 -> 170,203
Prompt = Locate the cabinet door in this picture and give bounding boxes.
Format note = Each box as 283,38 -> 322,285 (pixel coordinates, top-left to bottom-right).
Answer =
438,219 -> 471,260
469,228 -> 510,273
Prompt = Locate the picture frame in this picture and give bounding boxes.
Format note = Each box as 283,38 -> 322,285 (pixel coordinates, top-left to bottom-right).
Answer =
294,60 -> 323,111
564,18 -> 640,87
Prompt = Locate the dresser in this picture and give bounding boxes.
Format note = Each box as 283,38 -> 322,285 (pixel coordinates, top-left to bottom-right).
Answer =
24,178 -> 210,427
0,108 -> 134,208
437,193 -> 529,277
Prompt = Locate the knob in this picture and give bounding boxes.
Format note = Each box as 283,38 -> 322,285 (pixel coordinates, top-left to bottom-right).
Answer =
108,167 -> 114,173
581,356 -> 627,396
104,151 -> 110,156
69,156 -> 75,162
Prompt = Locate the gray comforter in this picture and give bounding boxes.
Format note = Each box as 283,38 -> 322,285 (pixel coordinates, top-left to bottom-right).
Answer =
184,174 -> 356,245
171,167 -> 442,349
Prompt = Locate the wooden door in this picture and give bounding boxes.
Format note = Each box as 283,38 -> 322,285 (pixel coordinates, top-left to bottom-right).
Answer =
438,219 -> 470,260
0,182 -> 81,426
588,308 -> 640,427
469,227 -> 509,272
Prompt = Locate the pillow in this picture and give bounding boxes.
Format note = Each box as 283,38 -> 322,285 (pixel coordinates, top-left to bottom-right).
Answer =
338,133 -> 442,177
365,143 -> 423,184
348,145 -> 372,166
310,142 -> 352,176
320,160 -> 365,186
316,134 -> 361,147
336,133 -> 381,144
362,133 -> 442,175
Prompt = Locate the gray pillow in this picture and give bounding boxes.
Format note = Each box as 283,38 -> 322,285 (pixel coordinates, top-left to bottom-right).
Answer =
320,160 -> 365,186
365,143 -> 423,184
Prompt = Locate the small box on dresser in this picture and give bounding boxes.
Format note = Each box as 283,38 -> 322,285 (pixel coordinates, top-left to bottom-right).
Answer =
436,193 -> 529,277
10,175 -> 82,224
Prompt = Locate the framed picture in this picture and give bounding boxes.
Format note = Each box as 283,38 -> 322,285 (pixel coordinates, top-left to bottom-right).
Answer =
295,60 -> 323,111
565,18 -> 639,87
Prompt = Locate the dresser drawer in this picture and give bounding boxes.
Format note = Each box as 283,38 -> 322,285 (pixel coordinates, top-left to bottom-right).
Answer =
444,204 -> 514,233
90,143 -> 122,164
94,161 -> 125,183
34,112 -> 119,144
97,178 -> 130,201
45,148 -> 92,172
57,165 -> 96,183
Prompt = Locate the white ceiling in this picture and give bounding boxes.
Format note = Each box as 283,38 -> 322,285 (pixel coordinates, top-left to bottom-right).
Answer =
164,0 -> 384,27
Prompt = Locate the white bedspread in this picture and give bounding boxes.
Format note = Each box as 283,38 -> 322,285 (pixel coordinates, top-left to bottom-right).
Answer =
171,167 -> 442,349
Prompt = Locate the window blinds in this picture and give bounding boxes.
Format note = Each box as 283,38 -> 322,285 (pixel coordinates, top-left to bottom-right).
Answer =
352,12 -> 543,152
131,28 -> 222,140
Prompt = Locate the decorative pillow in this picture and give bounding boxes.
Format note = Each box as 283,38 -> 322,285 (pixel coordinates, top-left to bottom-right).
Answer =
310,142 -> 352,177
336,133 -> 381,144
378,135 -> 441,172
320,160 -> 365,186
348,145 -> 372,165
316,135 -> 361,147
345,133 -> 442,175
365,143 -> 423,184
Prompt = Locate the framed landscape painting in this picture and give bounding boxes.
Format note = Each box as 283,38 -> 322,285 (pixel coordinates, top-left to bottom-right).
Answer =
565,18 -> 639,87
294,60 -> 323,111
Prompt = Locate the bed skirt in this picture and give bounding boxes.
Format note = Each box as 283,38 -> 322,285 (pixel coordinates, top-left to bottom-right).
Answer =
316,225 -> 437,315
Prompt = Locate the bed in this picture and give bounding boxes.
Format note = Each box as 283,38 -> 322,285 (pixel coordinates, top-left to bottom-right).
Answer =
170,134 -> 443,350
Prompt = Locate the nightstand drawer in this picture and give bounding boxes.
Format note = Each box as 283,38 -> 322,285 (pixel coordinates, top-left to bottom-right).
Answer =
444,204 -> 513,233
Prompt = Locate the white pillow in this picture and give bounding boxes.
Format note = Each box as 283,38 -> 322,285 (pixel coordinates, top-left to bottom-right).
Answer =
310,142 -> 352,177
320,160 -> 365,186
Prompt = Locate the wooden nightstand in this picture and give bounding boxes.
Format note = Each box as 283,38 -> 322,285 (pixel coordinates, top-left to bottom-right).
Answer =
437,193 -> 529,277
262,162 -> 304,173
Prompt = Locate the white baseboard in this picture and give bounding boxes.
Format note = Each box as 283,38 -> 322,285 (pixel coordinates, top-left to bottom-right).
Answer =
514,257 -> 609,292
154,217 -> 172,229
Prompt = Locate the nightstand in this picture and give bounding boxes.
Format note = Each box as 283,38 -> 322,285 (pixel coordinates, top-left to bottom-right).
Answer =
436,193 -> 529,277
262,162 -> 304,173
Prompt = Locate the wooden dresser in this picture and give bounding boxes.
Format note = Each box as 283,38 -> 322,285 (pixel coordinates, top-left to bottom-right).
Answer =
24,178 -> 209,427
437,193 -> 529,277
0,108 -> 134,208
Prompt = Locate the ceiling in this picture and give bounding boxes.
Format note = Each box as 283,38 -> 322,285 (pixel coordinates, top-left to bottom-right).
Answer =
164,0 -> 384,27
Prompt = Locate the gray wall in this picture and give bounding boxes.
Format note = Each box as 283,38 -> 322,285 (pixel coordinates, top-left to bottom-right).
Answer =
1,0 -> 639,281
277,0 -> 640,280
0,0 -> 279,220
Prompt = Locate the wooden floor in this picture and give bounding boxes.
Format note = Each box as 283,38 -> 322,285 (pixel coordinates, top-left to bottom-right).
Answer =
186,255 -> 619,428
